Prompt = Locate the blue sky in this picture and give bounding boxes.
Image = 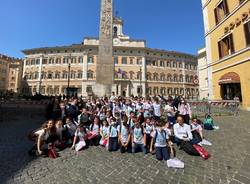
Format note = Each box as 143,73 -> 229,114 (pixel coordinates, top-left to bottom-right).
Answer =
0,0 -> 205,58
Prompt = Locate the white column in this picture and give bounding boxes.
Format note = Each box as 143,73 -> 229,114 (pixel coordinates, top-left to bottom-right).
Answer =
81,54 -> 88,96
141,56 -> 146,96
126,83 -> 130,97
22,58 -> 26,78
15,68 -> 19,92
182,61 -> 186,97
37,55 -> 43,94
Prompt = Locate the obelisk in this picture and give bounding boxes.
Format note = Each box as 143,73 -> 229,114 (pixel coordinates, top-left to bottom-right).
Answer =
95,0 -> 114,97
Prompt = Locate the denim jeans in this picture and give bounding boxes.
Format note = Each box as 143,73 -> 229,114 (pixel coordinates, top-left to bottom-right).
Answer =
155,146 -> 170,161
133,143 -> 147,154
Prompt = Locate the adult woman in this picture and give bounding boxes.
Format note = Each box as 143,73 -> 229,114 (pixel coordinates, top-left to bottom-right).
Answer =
177,98 -> 192,125
36,120 -> 58,155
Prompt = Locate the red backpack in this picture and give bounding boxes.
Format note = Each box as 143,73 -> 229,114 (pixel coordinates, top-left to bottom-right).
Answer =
193,144 -> 210,160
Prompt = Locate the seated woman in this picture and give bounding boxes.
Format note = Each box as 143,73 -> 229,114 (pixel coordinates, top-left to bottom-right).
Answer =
190,117 -> 203,144
173,116 -> 193,145
36,120 -> 58,156
71,123 -> 88,152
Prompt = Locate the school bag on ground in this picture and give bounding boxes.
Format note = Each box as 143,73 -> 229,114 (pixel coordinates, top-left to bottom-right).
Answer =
167,158 -> 184,169
180,141 -> 200,156
48,144 -> 59,159
193,144 -> 210,160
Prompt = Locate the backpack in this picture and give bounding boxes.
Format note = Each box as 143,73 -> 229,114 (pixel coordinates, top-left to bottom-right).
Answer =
193,144 -> 211,160
180,141 -> 200,156
153,129 -> 167,144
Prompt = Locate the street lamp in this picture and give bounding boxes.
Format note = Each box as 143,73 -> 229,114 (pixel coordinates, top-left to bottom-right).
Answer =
139,67 -> 142,97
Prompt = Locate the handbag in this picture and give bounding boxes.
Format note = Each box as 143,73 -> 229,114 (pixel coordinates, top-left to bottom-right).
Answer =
99,138 -> 108,146
180,141 -> 200,156
48,145 -> 59,159
193,144 -> 210,160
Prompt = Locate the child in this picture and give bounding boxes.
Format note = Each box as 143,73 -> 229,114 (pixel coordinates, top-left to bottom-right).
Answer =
71,123 -> 88,152
99,119 -> 109,147
191,117 -> 203,144
107,117 -> 120,152
88,116 -> 101,146
150,121 -> 172,162
132,120 -> 146,154
119,116 -> 132,153
63,117 -> 77,145
143,118 -> 153,153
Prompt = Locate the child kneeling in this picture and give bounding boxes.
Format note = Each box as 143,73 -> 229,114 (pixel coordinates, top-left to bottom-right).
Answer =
71,123 -> 88,152
150,121 -> 172,161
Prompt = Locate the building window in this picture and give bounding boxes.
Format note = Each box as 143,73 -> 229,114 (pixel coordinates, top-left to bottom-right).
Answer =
214,0 -> 228,24
130,58 -> 133,65
137,71 -> 141,80
167,62 -> 171,67
153,73 -> 158,81
244,21 -> 250,46
42,59 -> 47,65
71,57 -> 77,64
114,57 -> 118,64
152,61 -> 157,66
160,61 -> 164,67
167,74 -> 172,81
77,71 -> 82,79
55,72 -> 60,79
218,34 -> 234,59
147,73 -> 152,80
79,57 -> 83,63
87,70 -> 94,79
62,72 -> 68,79
36,59 -> 40,65
48,72 -> 53,79
160,74 -> 165,81
88,57 -> 93,64
179,63 -> 183,68
56,58 -> 61,64
129,71 -> 134,80
63,58 -> 69,64
122,57 -> 127,64
71,72 -> 76,79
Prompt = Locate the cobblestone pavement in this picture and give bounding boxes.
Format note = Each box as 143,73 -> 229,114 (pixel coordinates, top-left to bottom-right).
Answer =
0,107 -> 250,184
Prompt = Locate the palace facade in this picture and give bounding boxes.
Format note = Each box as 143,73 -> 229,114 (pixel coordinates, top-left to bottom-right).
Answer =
202,0 -> 250,109
22,17 -> 198,98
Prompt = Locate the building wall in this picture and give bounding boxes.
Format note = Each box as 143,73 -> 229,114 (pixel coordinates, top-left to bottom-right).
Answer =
0,54 -> 22,94
198,47 -> 209,99
202,0 -> 250,109
22,47 -> 198,98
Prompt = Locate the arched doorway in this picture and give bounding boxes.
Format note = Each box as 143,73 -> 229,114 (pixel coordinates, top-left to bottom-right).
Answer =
219,72 -> 242,101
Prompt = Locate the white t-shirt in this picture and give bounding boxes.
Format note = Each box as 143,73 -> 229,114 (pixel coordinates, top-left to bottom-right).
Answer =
191,123 -> 202,132
64,123 -> 77,137
35,129 -> 49,141
152,128 -> 169,147
100,126 -> 109,138
120,125 -> 129,143
173,123 -> 193,140
108,125 -> 120,138
145,124 -> 153,135
164,104 -> 176,117
74,129 -> 86,141
133,127 -> 144,144
90,124 -> 99,135
153,103 -> 161,117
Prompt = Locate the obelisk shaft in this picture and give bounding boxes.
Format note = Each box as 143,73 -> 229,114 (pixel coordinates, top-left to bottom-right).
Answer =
95,0 -> 114,97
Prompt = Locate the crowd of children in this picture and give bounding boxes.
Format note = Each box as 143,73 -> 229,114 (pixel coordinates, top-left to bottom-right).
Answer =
28,94 -> 214,167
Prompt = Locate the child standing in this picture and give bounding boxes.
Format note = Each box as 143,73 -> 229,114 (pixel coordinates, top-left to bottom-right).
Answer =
143,118 -> 153,153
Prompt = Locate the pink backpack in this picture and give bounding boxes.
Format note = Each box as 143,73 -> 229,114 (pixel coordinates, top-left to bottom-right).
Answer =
193,144 -> 210,160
